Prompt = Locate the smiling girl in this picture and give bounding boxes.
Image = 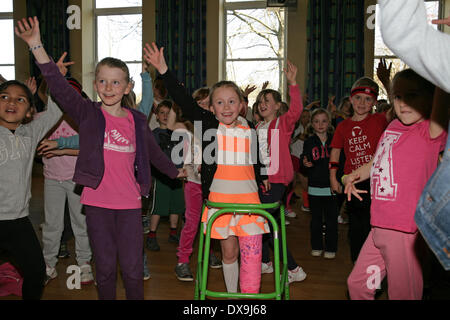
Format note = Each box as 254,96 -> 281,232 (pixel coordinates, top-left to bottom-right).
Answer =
0,80 -> 62,300
144,42 -> 270,294
16,16 -> 183,300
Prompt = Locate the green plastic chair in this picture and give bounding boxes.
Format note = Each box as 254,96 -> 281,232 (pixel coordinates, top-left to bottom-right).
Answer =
194,201 -> 289,300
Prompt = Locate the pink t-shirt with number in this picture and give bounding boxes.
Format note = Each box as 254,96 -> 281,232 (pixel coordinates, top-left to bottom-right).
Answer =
81,109 -> 141,209
370,119 -> 447,233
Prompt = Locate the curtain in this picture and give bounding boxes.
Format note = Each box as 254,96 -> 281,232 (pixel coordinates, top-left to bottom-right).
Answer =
306,0 -> 365,107
26,0 -> 70,111
155,0 -> 207,95
26,0 -> 70,77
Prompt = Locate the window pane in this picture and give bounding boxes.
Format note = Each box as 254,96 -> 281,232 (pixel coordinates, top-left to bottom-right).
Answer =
374,2 -> 439,56
0,20 -> 14,64
96,0 -> 142,9
97,15 -> 142,62
0,66 -> 15,82
0,0 -> 13,12
226,60 -> 284,106
226,8 -> 285,59
128,63 -> 142,105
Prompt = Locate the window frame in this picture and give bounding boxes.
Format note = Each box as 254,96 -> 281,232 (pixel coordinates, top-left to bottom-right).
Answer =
0,10 -> 14,80
373,0 -> 443,99
93,1 -> 143,100
222,0 -> 288,100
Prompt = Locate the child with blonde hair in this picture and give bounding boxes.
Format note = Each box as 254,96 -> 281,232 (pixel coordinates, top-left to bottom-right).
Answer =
16,17 -> 184,300
145,42 -> 269,293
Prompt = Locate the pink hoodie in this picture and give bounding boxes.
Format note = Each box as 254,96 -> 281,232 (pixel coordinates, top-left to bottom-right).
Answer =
267,85 -> 303,185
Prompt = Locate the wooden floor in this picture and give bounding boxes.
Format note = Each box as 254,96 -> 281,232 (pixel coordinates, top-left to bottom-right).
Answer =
2,162 -> 361,300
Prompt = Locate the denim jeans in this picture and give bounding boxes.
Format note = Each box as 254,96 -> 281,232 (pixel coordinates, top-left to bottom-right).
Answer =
415,125 -> 450,271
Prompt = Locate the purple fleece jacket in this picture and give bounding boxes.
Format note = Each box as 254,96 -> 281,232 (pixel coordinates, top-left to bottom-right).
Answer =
37,60 -> 179,197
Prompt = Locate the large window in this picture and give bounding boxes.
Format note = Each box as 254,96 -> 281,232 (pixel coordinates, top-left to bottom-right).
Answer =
0,0 -> 14,81
374,1 -> 441,99
224,0 -> 287,106
94,0 -> 143,102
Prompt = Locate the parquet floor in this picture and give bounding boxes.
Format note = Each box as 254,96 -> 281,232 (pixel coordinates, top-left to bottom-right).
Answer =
0,162 -> 368,301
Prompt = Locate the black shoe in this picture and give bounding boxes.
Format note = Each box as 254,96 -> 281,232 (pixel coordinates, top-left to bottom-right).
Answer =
58,242 -> 70,259
175,263 -> 194,282
209,253 -> 222,269
146,237 -> 160,251
168,234 -> 179,244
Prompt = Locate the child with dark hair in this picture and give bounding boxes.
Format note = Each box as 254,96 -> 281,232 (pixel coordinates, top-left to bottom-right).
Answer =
146,100 -> 185,251
0,79 -> 62,300
345,69 -> 447,300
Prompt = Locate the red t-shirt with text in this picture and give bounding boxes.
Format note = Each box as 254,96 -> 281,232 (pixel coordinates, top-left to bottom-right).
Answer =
331,113 -> 388,174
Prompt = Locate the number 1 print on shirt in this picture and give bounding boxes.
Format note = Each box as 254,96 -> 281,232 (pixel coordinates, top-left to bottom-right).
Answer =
371,130 -> 401,201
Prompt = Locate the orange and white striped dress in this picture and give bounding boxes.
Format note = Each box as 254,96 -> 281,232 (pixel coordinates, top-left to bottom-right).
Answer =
201,117 -> 270,239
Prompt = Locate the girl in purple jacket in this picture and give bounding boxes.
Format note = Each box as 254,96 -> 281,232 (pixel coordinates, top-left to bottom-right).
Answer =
16,17 -> 184,300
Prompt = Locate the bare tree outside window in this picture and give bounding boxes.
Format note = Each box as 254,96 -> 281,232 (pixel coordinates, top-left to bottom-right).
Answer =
0,0 -> 14,81
373,1 -> 440,100
224,2 -> 287,107
95,1 -> 143,102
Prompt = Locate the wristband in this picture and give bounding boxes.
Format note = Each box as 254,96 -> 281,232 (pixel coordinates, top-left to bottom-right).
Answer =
341,175 -> 348,185
29,44 -> 43,51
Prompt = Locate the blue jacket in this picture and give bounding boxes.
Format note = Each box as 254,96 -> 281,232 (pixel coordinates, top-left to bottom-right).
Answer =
38,61 -> 179,197
415,123 -> 450,271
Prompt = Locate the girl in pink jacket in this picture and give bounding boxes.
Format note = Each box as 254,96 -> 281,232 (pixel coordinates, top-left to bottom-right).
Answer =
255,61 -> 306,284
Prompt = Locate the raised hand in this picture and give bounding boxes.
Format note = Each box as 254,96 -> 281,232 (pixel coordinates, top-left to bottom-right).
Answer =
143,42 -> 168,75
56,52 -> 75,77
15,16 -> 50,64
243,85 -> 257,97
283,60 -> 298,86
432,16 -> 450,26
306,100 -> 320,110
25,77 -> 37,95
262,81 -> 270,91
376,58 -> 392,86
328,96 -> 337,113
14,16 -> 42,47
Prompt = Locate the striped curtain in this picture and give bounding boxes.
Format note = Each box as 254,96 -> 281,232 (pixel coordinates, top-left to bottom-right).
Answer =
156,0 -> 207,95
27,0 -> 70,74
306,0 -> 365,107
26,0 -> 70,111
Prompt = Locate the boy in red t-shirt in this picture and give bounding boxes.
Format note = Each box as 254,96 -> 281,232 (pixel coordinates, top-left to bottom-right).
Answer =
329,77 -> 390,262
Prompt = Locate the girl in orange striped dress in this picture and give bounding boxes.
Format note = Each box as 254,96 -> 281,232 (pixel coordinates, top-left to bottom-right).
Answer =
144,42 -> 270,293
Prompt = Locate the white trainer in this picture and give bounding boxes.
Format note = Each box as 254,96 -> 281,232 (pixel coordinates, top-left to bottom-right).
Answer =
261,262 -> 274,274
285,209 -> 297,218
288,267 -> 307,283
311,250 -> 323,257
45,265 -> 57,285
80,263 -> 95,285
324,252 -> 336,259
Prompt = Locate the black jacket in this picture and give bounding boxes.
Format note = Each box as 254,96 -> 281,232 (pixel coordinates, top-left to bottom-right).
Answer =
301,133 -> 333,188
161,70 -> 267,200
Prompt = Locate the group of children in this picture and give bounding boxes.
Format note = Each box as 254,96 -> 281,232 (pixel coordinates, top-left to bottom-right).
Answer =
0,9 -> 448,300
